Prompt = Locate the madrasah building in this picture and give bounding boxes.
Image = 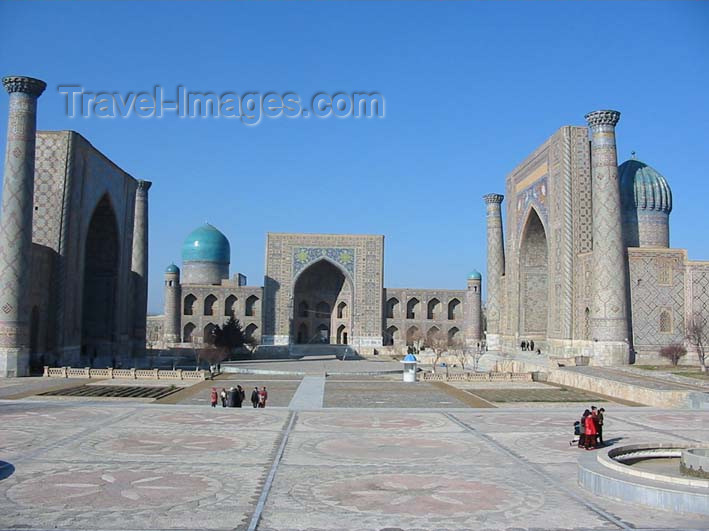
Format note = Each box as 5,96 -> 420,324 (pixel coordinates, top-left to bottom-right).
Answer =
0,74 -> 707,375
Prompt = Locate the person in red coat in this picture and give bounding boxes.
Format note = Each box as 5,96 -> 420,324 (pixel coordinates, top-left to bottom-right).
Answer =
210,387 -> 218,408
584,409 -> 597,450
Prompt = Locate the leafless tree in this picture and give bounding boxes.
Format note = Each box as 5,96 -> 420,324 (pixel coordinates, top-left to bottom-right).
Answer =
407,328 -> 424,356
659,343 -> 687,366
425,330 -> 455,374
686,312 -> 708,372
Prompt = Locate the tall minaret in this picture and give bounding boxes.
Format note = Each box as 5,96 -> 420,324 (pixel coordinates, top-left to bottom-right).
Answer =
0,76 -> 46,377
464,270 -> 482,347
585,109 -> 630,365
131,180 -> 152,354
163,264 -> 181,343
483,193 -> 505,350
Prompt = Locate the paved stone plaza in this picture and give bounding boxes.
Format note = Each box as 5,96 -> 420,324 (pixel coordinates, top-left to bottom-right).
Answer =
1,372 -> 708,531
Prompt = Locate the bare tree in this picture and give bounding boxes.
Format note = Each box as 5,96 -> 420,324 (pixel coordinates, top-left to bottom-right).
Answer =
686,312 -> 708,372
659,343 -> 687,367
407,328 -> 423,356
425,330 -> 453,374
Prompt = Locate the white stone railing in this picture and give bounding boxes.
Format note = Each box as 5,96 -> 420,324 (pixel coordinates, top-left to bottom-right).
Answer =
43,366 -> 208,381
420,371 -> 532,382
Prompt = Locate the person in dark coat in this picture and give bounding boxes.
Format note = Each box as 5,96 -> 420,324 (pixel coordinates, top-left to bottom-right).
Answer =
596,407 -> 605,445
529,340 -> 535,351
227,387 -> 237,407
578,409 -> 590,448
236,385 -> 245,407
250,387 -> 259,408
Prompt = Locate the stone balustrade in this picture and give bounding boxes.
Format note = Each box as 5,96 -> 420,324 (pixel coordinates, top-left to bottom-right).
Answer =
420,371 -> 532,382
43,366 -> 208,380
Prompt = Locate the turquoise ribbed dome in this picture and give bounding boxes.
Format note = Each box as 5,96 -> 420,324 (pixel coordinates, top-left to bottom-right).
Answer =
619,158 -> 672,213
165,263 -> 180,274
468,270 -> 482,280
181,223 -> 230,263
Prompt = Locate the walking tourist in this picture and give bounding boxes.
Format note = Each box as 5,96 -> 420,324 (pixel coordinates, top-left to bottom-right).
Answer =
259,386 -> 268,408
529,339 -> 535,351
235,385 -> 244,407
584,409 -> 597,450
220,387 -> 227,407
251,386 -> 260,408
210,387 -> 218,408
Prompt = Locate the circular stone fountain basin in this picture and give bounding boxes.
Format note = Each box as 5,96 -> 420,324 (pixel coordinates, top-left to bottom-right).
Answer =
578,443 -> 709,515
681,448 -> 709,479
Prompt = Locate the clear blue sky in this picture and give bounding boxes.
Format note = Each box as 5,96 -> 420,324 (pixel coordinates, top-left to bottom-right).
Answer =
1,1 -> 708,315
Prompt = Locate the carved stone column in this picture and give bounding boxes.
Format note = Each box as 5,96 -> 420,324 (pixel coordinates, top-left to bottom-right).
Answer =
483,193 -> 505,350
0,76 -> 46,377
131,180 -> 151,354
585,109 -> 630,365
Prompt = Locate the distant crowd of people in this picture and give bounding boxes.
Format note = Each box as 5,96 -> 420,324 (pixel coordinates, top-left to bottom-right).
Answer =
573,406 -> 605,450
210,385 -> 268,408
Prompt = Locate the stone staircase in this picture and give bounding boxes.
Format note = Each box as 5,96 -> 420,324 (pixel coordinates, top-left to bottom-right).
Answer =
288,344 -> 357,359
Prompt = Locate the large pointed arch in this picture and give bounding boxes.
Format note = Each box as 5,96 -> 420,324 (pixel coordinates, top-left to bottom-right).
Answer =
81,194 -> 120,357
292,258 -> 354,345
518,206 -> 549,338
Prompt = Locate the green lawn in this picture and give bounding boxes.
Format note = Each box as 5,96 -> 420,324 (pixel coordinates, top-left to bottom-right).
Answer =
634,365 -> 709,381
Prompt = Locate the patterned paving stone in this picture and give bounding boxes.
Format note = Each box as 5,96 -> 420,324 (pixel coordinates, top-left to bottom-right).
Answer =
281,431 -> 499,467
258,464 -> 612,530
0,460 -> 260,530
0,399 -> 706,530
295,410 -> 465,433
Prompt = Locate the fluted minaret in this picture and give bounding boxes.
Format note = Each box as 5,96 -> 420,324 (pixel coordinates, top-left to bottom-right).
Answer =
585,110 -> 630,365
163,264 -> 181,343
483,193 -> 505,350
131,180 -> 151,354
0,76 -> 46,377
464,270 -> 482,347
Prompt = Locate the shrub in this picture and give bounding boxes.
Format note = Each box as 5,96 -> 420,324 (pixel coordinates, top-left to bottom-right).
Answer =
659,344 -> 687,366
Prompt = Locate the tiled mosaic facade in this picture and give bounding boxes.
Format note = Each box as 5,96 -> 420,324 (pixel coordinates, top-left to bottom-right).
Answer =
486,111 -> 708,365
155,232 -> 483,356
0,77 -> 148,376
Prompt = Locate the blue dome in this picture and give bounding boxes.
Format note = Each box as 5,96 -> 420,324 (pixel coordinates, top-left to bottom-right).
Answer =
165,263 -> 180,274
181,223 -> 230,263
619,158 -> 672,214
468,270 -> 482,280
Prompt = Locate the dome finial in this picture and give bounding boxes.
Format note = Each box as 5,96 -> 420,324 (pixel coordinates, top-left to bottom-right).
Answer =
631,151 -> 637,160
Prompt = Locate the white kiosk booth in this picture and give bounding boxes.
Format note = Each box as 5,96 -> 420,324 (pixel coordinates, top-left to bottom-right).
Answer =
401,353 -> 418,383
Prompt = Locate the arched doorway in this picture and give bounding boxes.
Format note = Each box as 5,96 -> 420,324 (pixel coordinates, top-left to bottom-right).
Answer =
82,195 -> 119,359
293,259 -> 353,344
337,324 -> 348,345
519,208 -> 548,338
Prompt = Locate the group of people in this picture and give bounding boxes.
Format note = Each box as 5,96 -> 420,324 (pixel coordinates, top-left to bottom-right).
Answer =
210,385 -> 269,408
520,339 -> 541,355
575,406 -> 605,450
